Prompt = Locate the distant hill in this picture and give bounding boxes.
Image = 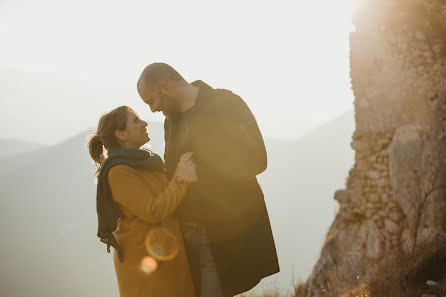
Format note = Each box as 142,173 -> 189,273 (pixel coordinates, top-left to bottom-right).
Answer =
0,112 -> 354,297
0,139 -> 45,157
255,110 -> 354,293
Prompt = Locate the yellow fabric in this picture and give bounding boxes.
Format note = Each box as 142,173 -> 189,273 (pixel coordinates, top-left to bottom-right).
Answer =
108,165 -> 195,297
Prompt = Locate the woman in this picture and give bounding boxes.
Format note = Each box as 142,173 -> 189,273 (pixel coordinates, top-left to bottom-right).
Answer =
87,105 -> 196,297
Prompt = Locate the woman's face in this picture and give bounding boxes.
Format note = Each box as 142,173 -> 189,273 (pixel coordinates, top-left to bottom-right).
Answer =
118,109 -> 150,148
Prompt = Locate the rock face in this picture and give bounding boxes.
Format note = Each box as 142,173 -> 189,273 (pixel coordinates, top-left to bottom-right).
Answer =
305,1 -> 446,296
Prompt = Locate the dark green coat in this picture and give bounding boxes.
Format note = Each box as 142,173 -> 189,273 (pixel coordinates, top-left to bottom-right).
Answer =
164,80 -> 280,297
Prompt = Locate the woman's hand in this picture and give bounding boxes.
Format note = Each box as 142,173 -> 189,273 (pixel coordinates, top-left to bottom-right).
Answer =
174,152 -> 198,183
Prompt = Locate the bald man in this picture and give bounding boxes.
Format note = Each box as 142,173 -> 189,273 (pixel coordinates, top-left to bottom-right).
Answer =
137,63 -> 279,297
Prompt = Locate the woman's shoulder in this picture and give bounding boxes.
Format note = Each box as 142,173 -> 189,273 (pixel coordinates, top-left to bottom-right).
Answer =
107,164 -> 142,182
109,164 -> 139,175
108,164 -> 165,182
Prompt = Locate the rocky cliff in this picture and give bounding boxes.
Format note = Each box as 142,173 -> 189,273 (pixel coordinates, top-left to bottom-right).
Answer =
306,1 -> 446,296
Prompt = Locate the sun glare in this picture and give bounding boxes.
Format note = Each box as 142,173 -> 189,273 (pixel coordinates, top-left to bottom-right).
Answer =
347,0 -> 359,31
140,257 -> 158,274
145,227 -> 180,261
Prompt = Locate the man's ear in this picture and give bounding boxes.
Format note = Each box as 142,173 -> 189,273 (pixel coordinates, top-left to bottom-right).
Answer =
159,81 -> 169,96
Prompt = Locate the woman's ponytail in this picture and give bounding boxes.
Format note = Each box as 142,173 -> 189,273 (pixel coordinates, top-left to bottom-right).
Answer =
88,134 -> 106,178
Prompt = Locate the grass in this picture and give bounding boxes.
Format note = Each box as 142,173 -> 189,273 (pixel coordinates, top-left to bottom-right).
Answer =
237,279 -> 306,297
240,239 -> 446,297
343,239 -> 446,297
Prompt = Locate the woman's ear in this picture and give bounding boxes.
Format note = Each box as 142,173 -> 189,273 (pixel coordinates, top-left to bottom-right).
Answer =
115,130 -> 127,141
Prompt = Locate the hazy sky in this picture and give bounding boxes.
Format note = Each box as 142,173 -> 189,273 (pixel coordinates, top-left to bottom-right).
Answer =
0,0 -> 356,145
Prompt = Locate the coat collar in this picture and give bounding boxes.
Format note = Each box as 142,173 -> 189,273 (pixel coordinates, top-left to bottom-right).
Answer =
188,80 -> 214,113
165,80 -> 214,121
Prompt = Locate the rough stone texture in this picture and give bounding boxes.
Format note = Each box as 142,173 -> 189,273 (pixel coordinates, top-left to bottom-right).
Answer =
305,1 -> 446,296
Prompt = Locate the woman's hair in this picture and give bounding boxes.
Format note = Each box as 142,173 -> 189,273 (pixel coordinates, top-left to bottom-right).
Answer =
87,105 -> 131,178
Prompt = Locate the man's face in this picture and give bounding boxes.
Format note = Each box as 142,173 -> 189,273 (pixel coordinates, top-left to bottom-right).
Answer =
138,84 -> 166,113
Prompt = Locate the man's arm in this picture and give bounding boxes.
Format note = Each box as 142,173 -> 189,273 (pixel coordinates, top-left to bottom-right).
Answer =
196,90 -> 267,180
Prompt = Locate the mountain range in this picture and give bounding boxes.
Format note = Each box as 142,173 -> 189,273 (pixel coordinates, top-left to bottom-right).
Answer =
0,111 -> 354,297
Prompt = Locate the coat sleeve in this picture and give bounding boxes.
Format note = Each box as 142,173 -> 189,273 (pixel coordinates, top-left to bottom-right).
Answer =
196,91 -> 267,180
108,165 -> 187,223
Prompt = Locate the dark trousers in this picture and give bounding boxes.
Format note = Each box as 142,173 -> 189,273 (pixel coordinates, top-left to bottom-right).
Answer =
181,224 -> 225,297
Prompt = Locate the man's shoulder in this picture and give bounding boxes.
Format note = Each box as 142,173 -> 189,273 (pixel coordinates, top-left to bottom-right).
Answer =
210,88 -> 246,110
193,80 -> 243,107
212,88 -> 240,100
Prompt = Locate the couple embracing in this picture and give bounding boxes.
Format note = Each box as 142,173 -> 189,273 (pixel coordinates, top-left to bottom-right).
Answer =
87,63 -> 279,297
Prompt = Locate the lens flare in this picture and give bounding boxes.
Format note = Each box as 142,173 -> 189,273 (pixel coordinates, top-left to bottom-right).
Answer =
145,227 -> 180,261
140,256 -> 158,274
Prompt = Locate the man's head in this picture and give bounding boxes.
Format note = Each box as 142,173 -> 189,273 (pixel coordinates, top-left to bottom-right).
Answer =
137,63 -> 188,114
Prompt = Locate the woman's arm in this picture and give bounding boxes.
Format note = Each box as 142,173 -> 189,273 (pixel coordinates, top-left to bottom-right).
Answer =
108,165 -> 187,224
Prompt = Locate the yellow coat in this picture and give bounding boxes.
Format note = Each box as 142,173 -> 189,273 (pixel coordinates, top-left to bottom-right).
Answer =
108,165 -> 195,297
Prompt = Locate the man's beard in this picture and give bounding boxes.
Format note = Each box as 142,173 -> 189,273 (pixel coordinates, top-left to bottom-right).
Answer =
163,110 -> 182,121
163,95 -> 182,120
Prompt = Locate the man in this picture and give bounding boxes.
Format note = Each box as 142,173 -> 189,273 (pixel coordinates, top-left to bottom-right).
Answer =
137,63 -> 279,297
